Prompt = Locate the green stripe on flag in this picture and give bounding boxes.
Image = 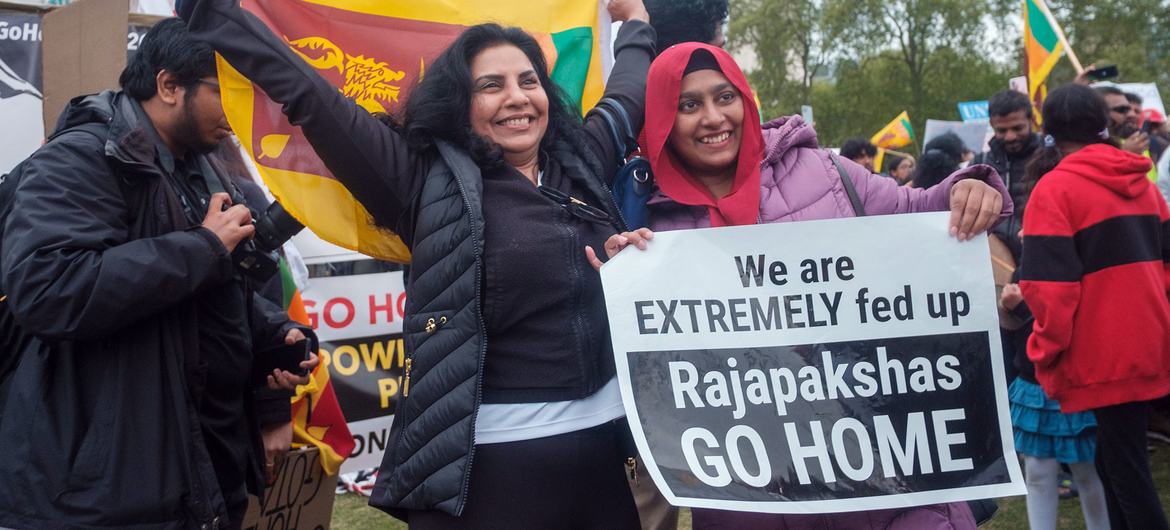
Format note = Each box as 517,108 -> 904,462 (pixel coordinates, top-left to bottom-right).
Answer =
278,258 -> 296,311
1026,0 -> 1059,51
550,27 -> 593,111
900,118 -> 916,143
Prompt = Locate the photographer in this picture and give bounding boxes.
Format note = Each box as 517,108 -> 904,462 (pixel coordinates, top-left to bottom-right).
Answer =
0,19 -> 316,529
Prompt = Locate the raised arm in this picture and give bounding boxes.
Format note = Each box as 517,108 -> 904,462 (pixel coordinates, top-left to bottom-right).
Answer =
181,0 -> 426,236
581,8 -> 656,175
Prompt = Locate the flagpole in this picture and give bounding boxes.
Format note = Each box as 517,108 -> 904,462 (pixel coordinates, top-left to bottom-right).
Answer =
1036,0 -> 1083,73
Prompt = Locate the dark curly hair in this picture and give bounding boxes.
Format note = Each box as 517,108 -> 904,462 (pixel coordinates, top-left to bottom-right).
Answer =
646,0 -> 728,50
397,23 -> 587,170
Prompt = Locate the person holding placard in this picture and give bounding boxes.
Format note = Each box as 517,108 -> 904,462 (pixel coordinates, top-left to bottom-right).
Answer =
589,42 -> 1012,530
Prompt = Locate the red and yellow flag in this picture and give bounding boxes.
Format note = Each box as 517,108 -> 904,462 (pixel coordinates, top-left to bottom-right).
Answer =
1024,0 -> 1064,121
281,260 -> 355,476
218,0 -> 609,263
870,111 -> 915,150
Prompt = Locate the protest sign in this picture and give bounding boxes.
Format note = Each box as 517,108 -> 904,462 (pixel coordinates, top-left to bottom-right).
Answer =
301,271 -> 405,475
242,447 -> 336,530
923,119 -> 992,154
601,213 -> 1025,513
0,11 -> 43,173
957,100 -> 989,122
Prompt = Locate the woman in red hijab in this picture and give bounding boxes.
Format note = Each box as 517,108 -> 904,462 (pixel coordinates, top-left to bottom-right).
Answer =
591,43 -> 1014,530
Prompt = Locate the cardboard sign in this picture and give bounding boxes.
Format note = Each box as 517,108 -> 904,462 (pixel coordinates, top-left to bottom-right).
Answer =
301,271 -> 405,475
600,213 -> 1025,513
242,447 -> 337,530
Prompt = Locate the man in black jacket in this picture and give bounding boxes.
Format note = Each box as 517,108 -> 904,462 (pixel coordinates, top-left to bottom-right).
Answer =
972,90 -> 1040,261
0,19 -> 314,529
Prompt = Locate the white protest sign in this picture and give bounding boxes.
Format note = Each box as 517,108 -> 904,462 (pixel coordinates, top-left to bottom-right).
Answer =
302,271 -> 406,474
601,212 -> 1025,514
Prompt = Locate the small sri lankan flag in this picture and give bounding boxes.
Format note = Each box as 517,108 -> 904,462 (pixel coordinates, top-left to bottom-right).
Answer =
280,259 -> 356,476
218,0 -> 609,263
1024,0 -> 1064,123
870,111 -> 915,150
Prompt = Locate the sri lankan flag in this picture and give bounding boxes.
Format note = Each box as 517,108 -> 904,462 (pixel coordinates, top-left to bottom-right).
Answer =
281,260 -> 356,475
871,111 -> 915,150
218,0 -> 609,263
1024,0 -> 1064,117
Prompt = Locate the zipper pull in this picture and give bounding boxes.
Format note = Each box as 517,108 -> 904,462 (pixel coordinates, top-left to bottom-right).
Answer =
402,358 -> 413,397
626,457 -> 638,486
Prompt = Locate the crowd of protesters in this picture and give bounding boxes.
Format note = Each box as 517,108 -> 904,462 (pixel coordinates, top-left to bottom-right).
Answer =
0,0 -> 1167,528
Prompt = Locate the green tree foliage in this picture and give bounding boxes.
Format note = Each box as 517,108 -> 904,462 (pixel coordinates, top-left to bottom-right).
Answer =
1038,0 -> 1170,89
729,0 -> 1169,149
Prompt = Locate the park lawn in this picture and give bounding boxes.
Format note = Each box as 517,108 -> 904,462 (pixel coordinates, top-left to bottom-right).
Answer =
332,442 -> 1170,529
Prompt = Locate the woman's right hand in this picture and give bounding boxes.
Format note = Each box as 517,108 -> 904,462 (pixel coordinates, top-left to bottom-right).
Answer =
586,228 -> 655,271
606,0 -> 650,23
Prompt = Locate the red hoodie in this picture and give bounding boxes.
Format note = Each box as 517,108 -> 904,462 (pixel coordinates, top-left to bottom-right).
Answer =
1020,143 -> 1170,413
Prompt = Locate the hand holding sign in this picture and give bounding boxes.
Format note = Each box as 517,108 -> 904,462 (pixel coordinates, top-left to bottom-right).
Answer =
586,228 -> 655,271
600,213 -> 1024,514
948,179 -> 1003,241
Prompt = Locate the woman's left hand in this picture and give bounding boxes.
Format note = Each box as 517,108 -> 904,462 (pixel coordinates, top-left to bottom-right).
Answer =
948,179 -> 1003,241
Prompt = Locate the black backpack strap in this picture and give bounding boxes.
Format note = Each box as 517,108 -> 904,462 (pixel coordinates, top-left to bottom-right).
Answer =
830,153 -> 866,217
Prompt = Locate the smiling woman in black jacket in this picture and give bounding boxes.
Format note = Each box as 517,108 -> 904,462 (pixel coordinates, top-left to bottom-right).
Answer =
180,0 -> 655,527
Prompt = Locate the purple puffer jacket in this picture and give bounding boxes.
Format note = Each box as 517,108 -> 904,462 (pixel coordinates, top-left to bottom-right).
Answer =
647,116 -> 1010,530
648,115 -> 1012,231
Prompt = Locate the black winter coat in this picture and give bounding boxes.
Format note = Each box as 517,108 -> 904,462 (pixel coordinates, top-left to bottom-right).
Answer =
974,134 -> 1041,260
0,91 -> 300,529
182,0 -> 654,518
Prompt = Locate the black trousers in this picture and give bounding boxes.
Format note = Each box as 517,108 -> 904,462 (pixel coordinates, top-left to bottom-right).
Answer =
1094,400 -> 1170,530
409,419 -> 641,530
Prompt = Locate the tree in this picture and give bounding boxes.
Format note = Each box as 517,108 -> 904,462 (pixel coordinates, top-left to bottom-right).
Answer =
1045,0 -> 1170,88
730,0 -> 1012,147
825,0 -> 995,131
729,0 -> 838,114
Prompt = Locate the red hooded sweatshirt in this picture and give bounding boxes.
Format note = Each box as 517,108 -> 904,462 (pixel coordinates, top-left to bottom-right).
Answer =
1020,143 -> 1170,413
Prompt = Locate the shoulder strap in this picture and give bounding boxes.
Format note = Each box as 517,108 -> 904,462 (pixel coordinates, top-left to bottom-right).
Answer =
598,97 -> 636,151
588,103 -> 626,167
591,97 -> 640,157
829,153 -> 866,217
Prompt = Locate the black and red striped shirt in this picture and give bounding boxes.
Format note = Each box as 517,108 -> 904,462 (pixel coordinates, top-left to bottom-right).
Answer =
1020,143 -> 1170,413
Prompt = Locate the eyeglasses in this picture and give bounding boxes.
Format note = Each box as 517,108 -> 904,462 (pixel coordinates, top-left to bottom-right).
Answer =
198,78 -> 221,94
538,185 -> 611,225
1110,105 -> 1133,115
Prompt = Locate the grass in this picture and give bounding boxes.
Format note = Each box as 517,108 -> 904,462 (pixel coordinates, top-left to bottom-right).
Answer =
332,443 -> 1170,529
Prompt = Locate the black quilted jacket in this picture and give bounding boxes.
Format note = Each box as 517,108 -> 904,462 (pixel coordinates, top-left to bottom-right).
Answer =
184,0 -> 655,516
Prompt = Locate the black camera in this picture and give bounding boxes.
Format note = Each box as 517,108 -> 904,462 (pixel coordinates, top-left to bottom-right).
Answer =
233,201 -> 304,282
